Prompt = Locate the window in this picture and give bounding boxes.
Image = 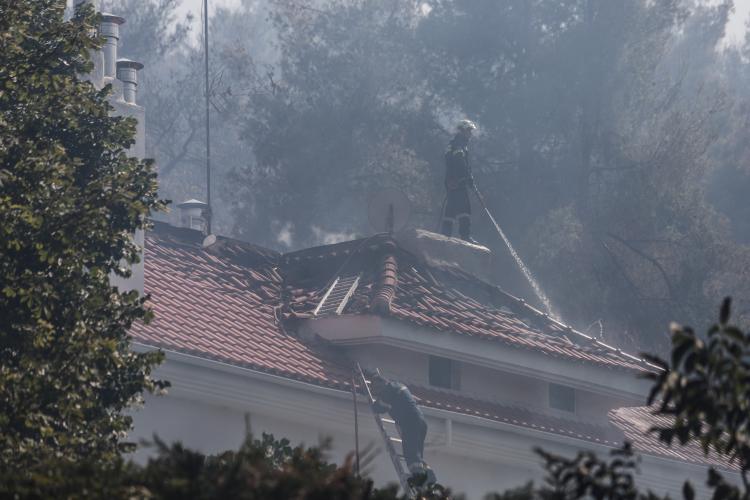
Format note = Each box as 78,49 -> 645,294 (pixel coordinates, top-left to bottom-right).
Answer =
429,356 -> 459,389
549,383 -> 575,413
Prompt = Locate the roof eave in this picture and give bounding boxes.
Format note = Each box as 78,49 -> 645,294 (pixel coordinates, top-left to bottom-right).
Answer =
301,314 -> 652,400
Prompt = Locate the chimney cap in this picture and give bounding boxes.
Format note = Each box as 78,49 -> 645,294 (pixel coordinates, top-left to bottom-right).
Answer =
177,199 -> 208,209
177,199 -> 209,232
116,58 -> 144,71
100,13 -> 126,24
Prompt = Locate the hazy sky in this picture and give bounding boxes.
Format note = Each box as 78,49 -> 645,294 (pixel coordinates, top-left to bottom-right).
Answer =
177,0 -> 238,19
176,0 -> 240,33
725,0 -> 750,45
176,0 -> 750,46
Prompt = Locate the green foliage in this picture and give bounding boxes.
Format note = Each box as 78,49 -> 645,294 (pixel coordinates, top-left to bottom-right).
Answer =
0,0 -> 165,475
0,455 -> 139,499
534,443 -> 668,500
131,433 -> 391,500
0,433 -> 407,500
483,444 -> 674,500
484,483 -> 535,500
645,297 -> 750,496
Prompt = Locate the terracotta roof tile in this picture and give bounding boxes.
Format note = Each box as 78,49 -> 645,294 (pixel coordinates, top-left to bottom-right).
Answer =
353,264 -> 644,371
131,225 -> 352,391
609,406 -> 737,471
131,224 -> 711,468
411,386 -> 624,446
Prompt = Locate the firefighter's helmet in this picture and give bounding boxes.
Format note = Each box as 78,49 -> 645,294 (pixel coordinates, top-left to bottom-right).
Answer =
457,119 -> 477,132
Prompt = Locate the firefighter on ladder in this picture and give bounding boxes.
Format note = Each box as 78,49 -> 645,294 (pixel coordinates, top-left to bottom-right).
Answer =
441,119 -> 477,243
370,373 -> 437,485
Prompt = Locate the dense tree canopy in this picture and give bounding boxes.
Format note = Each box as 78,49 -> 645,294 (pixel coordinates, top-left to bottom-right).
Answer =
229,0 -> 746,351
103,0 -> 275,237
0,0 -> 165,471
114,0 -> 750,348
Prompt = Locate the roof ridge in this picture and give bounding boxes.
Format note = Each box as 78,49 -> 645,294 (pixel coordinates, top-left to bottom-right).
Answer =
150,220 -> 281,260
281,233 -> 392,262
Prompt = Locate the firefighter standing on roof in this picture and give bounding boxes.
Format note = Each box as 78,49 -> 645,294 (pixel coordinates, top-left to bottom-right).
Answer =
441,119 -> 477,242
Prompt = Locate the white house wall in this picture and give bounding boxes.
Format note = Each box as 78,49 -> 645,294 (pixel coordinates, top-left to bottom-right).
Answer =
108,74 -> 146,295
128,347 -> 725,499
349,343 -> 431,385
347,336 -> 641,428
378,316 -> 652,400
127,350 -> 541,497
307,314 -> 652,400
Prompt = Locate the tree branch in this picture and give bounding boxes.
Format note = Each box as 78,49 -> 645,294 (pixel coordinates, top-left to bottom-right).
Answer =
604,232 -> 674,299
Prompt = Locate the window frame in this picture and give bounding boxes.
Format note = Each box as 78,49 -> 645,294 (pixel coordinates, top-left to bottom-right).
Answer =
428,355 -> 459,390
548,382 -> 576,413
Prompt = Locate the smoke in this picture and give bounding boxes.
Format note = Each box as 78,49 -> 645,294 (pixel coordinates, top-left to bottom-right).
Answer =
272,223 -> 358,249
275,222 -> 293,248
311,226 -> 358,246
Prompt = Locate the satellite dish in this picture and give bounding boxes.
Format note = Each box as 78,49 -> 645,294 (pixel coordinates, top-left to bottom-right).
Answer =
367,188 -> 411,234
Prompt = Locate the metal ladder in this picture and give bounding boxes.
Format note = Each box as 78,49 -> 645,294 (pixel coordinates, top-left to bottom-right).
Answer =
314,274 -> 361,316
356,364 -> 415,498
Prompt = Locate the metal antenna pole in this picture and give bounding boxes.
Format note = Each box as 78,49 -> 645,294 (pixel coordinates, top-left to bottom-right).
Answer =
203,0 -> 212,234
351,376 -> 360,477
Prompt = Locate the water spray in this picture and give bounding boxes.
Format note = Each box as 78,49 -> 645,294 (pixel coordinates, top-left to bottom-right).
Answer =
472,186 -> 557,319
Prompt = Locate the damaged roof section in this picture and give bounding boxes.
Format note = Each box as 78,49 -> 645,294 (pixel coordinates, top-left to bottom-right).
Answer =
130,222 -> 735,469
280,231 -> 652,373
135,223 -> 653,382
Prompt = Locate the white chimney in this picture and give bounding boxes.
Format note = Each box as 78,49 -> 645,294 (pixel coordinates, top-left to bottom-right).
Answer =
177,199 -> 209,231
116,59 -> 144,104
100,14 -> 125,78
72,0 -> 104,88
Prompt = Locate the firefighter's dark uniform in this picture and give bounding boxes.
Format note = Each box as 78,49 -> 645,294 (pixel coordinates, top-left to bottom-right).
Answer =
441,137 -> 474,241
372,380 -> 427,468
